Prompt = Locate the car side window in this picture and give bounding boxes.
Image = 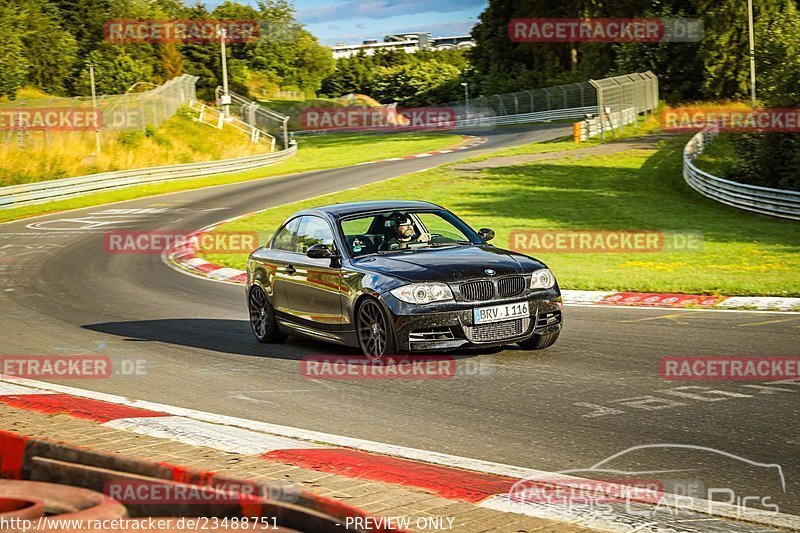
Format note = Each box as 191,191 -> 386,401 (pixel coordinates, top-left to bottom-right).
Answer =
295,216 -> 335,254
272,218 -> 300,251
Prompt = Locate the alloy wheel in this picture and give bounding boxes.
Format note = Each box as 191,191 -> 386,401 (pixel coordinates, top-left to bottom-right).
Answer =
357,299 -> 388,359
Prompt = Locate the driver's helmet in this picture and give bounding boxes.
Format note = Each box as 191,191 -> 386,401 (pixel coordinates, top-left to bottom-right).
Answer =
384,212 -> 414,238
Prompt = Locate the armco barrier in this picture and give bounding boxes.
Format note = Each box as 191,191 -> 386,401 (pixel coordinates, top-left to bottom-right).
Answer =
0,143 -> 297,209
683,129 -> 800,221
293,106 -> 599,135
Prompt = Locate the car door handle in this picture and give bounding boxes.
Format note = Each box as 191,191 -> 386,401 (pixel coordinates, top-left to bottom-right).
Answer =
285,265 -> 296,275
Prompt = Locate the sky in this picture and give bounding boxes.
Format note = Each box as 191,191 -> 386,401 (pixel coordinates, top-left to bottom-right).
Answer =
207,0 -> 488,46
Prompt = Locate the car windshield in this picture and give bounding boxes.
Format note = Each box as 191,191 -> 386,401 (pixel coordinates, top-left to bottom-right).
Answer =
340,209 -> 479,257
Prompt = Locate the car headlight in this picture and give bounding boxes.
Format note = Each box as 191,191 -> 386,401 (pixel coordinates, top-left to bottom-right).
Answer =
530,268 -> 556,290
390,283 -> 454,304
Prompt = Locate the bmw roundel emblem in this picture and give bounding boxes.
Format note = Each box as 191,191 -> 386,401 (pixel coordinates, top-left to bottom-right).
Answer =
484,269 -> 496,276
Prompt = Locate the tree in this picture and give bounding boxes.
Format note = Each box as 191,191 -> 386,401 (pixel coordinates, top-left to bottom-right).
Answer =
755,0 -> 800,107
18,0 -> 79,94
75,46 -> 154,95
0,5 -> 29,98
614,6 -> 704,103
373,61 -> 463,106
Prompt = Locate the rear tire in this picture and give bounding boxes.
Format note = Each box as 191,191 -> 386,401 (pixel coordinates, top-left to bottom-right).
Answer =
517,331 -> 560,350
248,285 -> 287,343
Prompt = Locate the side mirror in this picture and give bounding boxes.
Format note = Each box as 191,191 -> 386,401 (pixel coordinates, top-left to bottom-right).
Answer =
306,244 -> 333,259
478,228 -> 495,242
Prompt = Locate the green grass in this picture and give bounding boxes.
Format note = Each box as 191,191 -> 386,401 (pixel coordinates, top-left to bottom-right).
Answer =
0,132 -> 461,224
694,134 -> 739,178
202,133 -> 800,297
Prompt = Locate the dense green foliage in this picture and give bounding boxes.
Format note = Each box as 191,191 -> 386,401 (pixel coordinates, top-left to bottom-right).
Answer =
0,0 -> 333,100
468,0 -> 800,189
469,0 -> 799,103
320,49 -> 469,106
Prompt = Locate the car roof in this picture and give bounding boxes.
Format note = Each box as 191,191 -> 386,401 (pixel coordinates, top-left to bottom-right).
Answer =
295,200 -> 444,218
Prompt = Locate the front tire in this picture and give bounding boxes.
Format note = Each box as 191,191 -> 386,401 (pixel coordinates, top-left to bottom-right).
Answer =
248,285 -> 287,343
517,331 -> 560,350
356,297 -> 397,359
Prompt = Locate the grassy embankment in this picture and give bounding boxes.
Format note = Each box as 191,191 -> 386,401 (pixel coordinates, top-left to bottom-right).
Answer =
202,124 -> 799,297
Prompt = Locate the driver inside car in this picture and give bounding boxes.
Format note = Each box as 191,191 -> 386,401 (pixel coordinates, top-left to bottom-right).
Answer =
381,213 -> 432,251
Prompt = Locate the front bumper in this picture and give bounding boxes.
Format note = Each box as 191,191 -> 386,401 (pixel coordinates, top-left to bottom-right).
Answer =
381,289 -> 563,352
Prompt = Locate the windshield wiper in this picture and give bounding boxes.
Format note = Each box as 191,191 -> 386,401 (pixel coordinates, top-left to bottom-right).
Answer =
428,241 -> 473,247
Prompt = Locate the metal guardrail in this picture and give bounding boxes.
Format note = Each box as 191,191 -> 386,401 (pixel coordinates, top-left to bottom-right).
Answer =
0,143 -> 297,209
683,129 -> 800,221
292,106 -> 600,135
459,106 -> 598,128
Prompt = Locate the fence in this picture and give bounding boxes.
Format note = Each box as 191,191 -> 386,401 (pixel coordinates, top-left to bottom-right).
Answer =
189,100 -> 276,151
285,72 -> 658,134
683,128 -> 800,221
217,88 -> 290,150
0,75 -> 198,149
0,142 -> 297,209
589,72 -> 659,139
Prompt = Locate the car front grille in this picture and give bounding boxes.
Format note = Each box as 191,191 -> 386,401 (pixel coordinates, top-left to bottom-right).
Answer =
498,276 -> 526,297
460,280 -> 495,301
463,318 -> 530,343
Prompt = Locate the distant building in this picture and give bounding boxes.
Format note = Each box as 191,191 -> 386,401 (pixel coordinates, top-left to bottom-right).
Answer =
331,32 -> 474,59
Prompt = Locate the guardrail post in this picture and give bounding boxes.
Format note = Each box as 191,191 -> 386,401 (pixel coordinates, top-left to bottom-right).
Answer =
588,80 -> 604,140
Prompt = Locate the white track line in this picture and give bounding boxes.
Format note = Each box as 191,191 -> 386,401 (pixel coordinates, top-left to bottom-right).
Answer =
105,416 -> 324,455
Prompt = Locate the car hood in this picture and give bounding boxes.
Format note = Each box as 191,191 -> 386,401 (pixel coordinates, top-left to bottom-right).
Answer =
351,245 -> 546,282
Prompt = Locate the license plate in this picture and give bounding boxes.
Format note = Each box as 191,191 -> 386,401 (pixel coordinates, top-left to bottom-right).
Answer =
473,302 -> 529,324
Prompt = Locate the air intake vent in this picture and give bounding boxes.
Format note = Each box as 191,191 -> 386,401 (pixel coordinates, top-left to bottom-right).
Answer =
536,311 -> 562,328
463,318 -> 530,342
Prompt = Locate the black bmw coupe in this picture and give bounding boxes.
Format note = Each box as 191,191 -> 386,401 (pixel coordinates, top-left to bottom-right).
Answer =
246,201 -> 562,357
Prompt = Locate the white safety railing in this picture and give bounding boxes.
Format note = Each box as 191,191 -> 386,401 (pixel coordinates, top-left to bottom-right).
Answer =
683,128 -> 800,221
575,108 -> 637,140
0,143 -> 297,209
189,100 -> 277,151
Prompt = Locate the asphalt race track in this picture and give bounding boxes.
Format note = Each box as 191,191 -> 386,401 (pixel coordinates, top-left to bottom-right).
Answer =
1,124 -> 799,515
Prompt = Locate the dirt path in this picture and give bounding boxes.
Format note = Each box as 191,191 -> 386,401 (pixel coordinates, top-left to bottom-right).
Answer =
453,134 -> 675,171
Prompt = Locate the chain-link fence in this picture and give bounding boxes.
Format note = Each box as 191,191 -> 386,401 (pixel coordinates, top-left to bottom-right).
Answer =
588,71 -> 659,138
0,75 -> 198,149
464,82 -> 597,117
276,72 -> 657,134
217,88 -> 290,150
